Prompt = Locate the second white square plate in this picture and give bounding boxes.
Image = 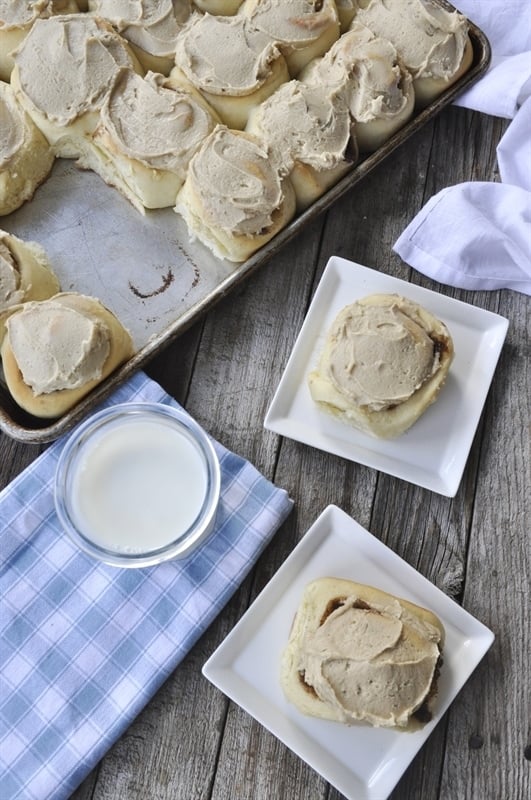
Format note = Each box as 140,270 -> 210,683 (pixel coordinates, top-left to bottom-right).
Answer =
264,256 -> 508,496
202,505 -> 495,800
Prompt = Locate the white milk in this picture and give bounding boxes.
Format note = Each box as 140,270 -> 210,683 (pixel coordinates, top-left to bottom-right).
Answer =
70,417 -> 209,553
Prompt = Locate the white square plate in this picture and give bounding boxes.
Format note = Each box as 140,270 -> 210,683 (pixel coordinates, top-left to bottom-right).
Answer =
202,505 -> 494,800
264,257 -> 508,496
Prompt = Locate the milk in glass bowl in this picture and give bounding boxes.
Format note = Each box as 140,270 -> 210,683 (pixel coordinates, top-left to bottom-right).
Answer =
54,403 -> 221,567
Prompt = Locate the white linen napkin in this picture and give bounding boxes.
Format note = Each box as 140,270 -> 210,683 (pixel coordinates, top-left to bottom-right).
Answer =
455,0 -> 531,118
393,1 -> 531,295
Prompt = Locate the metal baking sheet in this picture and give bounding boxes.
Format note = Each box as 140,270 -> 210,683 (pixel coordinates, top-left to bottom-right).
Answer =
0,15 -> 490,443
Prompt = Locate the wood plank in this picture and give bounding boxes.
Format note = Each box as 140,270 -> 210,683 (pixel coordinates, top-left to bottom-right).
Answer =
438,287 -> 530,800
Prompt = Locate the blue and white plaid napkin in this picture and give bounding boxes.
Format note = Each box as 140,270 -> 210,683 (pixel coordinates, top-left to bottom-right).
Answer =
0,372 -> 293,800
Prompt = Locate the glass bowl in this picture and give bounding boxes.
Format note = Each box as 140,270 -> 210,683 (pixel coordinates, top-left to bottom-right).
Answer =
54,402 -> 221,568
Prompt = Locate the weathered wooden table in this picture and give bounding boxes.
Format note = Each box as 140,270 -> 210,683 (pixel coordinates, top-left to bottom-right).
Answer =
1,101 -> 529,800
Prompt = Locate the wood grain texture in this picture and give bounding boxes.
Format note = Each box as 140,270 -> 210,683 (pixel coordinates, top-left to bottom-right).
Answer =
2,95 -> 528,800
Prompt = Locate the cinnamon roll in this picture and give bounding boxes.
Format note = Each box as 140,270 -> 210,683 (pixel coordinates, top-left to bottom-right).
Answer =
246,79 -> 356,210
88,0 -> 192,75
171,11 -> 289,129
281,577 -> 444,728
0,0 -> 80,82
79,69 -> 220,212
0,229 -> 60,311
239,0 -> 340,77
0,79 -> 55,215
300,22 -> 415,152
308,293 -> 454,438
10,14 -> 144,159
354,0 -> 473,107
175,124 -> 296,262
0,292 -> 134,418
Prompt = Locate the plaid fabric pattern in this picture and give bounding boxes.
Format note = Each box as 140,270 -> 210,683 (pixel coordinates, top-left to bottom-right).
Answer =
0,372 -> 293,800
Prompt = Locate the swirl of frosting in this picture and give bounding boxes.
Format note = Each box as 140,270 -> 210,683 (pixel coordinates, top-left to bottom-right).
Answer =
12,14 -> 139,126
355,0 -> 469,82
100,70 -> 217,175
88,0 -> 191,63
312,23 -> 412,122
185,125 -> 284,236
5,298 -> 111,394
174,12 -> 282,96
241,0 -> 338,47
248,79 -> 351,174
324,296 -> 439,411
299,593 -> 441,727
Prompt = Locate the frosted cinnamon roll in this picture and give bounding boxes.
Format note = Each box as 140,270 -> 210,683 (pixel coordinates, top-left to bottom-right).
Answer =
0,229 -> 60,311
88,0 -> 192,75
175,125 -> 296,262
171,12 -> 289,130
239,0 -> 340,77
308,293 -> 454,438
246,79 -> 356,210
79,69 -> 220,212
10,14 -> 144,159
300,22 -> 414,152
281,577 -> 444,728
0,292 -> 134,418
192,0 -> 243,13
0,0 -> 80,82
0,80 -> 55,215
354,0 -> 473,107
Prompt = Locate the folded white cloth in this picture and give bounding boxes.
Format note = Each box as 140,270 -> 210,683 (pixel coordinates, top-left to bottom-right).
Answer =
497,95 -> 531,191
393,181 -> 531,294
455,0 -> 531,118
393,1 -> 531,295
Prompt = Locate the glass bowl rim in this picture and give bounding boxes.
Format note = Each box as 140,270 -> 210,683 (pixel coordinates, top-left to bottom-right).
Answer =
54,401 -> 221,568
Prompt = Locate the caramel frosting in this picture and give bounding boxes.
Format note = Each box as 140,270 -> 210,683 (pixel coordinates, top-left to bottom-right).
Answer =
0,1 -> 79,81
247,79 -> 351,175
0,79 -> 25,168
0,238 -> 25,310
0,0 -> 78,30
174,12 -> 283,97
355,0 -> 469,82
304,22 -> 412,126
88,0 -> 191,63
180,125 -> 284,236
12,14 -> 139,127
0,0 -> 50,30
98,70 -> 217,177
5,295 -> 111,394
298,593 -> 441,727
241,0 -> 338,49
319,295 -> 440,412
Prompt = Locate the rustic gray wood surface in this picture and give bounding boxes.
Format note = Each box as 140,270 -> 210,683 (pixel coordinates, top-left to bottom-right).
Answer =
1,101 -> 529,800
